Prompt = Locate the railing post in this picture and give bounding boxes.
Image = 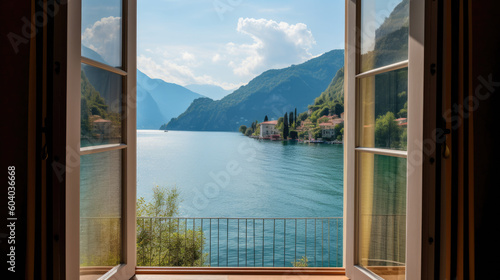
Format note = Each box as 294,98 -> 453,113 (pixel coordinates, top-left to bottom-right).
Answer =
262,219 -> 264,267
295,219 -> 297,265
305,218 -> 307,264
273,219 -> 275,267
284,219 -> 286,267
226,218 -> 229,267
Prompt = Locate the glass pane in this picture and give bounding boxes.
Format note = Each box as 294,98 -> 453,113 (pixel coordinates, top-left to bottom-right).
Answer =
82,0 -> 122,67
358,68 -> 408,150
357,152 -> 406,280
360,0 -> 409,72
81,63 -> 123,148
80,150 -> 122,274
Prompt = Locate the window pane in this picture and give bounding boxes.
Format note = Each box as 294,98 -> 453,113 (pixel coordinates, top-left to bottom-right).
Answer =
358,68 -> 408,150
80,150 -> 122,271
82,0 -> 122,67
360,0 -> 409,72
357,152 -> 406,280
81,63 -> 122,148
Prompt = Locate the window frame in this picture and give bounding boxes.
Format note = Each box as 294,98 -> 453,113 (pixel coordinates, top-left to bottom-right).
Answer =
344,0 -> 424,279
66,0 -> 137,279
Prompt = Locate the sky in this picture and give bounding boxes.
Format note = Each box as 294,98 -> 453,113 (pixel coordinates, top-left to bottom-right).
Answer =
82,0 -> 345,91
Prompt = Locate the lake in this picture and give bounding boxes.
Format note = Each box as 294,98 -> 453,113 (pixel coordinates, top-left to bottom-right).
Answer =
137,130 -> 344,218
136,130 -> 344,267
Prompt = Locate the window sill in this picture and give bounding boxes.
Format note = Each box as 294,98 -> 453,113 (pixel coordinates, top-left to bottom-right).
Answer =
135,267 -> 347,278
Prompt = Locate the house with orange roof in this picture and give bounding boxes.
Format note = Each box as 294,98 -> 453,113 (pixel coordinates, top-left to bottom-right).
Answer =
259,120 -> 279,138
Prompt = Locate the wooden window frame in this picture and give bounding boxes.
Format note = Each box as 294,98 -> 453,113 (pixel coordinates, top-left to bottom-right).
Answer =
66,0 -> 137,279
344,0 -> 425,279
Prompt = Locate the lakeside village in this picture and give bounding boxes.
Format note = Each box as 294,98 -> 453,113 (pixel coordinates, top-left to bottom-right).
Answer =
239,109 -> 346,144
239,108 -> 409,145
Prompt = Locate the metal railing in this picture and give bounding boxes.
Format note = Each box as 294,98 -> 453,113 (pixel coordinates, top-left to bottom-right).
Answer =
136,217 -> 343,267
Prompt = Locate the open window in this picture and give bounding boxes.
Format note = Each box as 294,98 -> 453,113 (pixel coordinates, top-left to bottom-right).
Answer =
344,0 -> 424,279
66,0 -> 137,279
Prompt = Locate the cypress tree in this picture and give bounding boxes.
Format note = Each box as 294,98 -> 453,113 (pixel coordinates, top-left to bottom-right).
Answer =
289,112 -> 294,126
264,115 -> 269,122
294,108 -> 297,124
283,112 -> 289,140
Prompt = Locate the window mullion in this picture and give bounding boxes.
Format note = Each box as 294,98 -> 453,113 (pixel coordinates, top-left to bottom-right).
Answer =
80,143 -> 127,155
354,147 -> 408,158
81,57 -> 128,76
355,60 -> 409,79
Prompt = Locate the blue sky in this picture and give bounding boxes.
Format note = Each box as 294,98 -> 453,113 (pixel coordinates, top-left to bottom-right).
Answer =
82,0 -> 345,90
137,0 -> 344,90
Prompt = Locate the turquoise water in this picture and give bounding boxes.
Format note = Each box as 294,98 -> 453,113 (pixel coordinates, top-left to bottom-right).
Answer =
137,130 -> 344,267
137,130 -> 344,218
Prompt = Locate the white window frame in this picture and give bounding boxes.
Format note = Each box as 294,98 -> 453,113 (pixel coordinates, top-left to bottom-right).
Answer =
344,0 -> 424,279
66,0 -> 137,279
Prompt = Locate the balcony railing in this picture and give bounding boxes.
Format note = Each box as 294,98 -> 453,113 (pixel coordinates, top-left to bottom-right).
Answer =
137,217 -> 343,267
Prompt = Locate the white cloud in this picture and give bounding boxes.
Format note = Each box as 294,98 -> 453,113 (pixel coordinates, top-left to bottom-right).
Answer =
182,51 -> 195,62
138,54 -> 241,91
135,18 -> 316,92
82,16 -> 122,66
227,18 -> 316,77
212,53 -> 221,63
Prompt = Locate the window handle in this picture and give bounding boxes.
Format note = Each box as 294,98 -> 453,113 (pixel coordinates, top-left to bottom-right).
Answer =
443,143 -> 451,159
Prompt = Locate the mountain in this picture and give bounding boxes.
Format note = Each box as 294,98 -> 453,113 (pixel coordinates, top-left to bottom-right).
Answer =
136,70 -> 205,129
81,47 -> 205,129
82,46 -> 108,65
185,84 -> 233,100
312,67 -> 344,108
361,0 -> 409,71
164,49 -> 344,131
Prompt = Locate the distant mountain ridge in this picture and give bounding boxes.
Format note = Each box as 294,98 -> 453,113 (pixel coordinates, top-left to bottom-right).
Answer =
185,84 -> 233,100
136,70 -> 205,129
164,49 -> 344,131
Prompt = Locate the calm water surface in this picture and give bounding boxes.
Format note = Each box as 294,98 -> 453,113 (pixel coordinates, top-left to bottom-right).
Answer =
137,130 -> 344,218
136,130 -> 345,267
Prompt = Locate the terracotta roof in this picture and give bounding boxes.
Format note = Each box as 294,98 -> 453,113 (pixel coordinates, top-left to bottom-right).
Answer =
319,122 -> 335,127
93,119 -> 112,123
394,118 -> 407,122
260,120 -> 278,125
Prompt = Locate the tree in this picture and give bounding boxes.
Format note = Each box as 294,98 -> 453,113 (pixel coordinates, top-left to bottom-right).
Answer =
283,112 -> 289,139
337,128 -> 344,141
298,112 -> 308,121
239,125 -> 247,134
375,112 -> 402,148
289,112 -> 294,127
398,101 -> 408,118
289,130 -> 298,140
264,115 -> 269,122
294,108 -> 297,124
292,256 -> 309,267
312,127 -> 322,140
334,102 -> 344,116
245,127 -> 253,136
252,125 -> 261,136
137,186 -> 206,266
334,123 -> 344,138
319,107 -> 329,117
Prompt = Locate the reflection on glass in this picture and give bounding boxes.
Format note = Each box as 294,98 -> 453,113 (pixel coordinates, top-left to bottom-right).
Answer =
358,68 -> 408,150
82,0 -> 122,67
360,0 -> 409,72
80,150 -> 122,272
357,152 -> 406,280
81,63 -> 122,147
